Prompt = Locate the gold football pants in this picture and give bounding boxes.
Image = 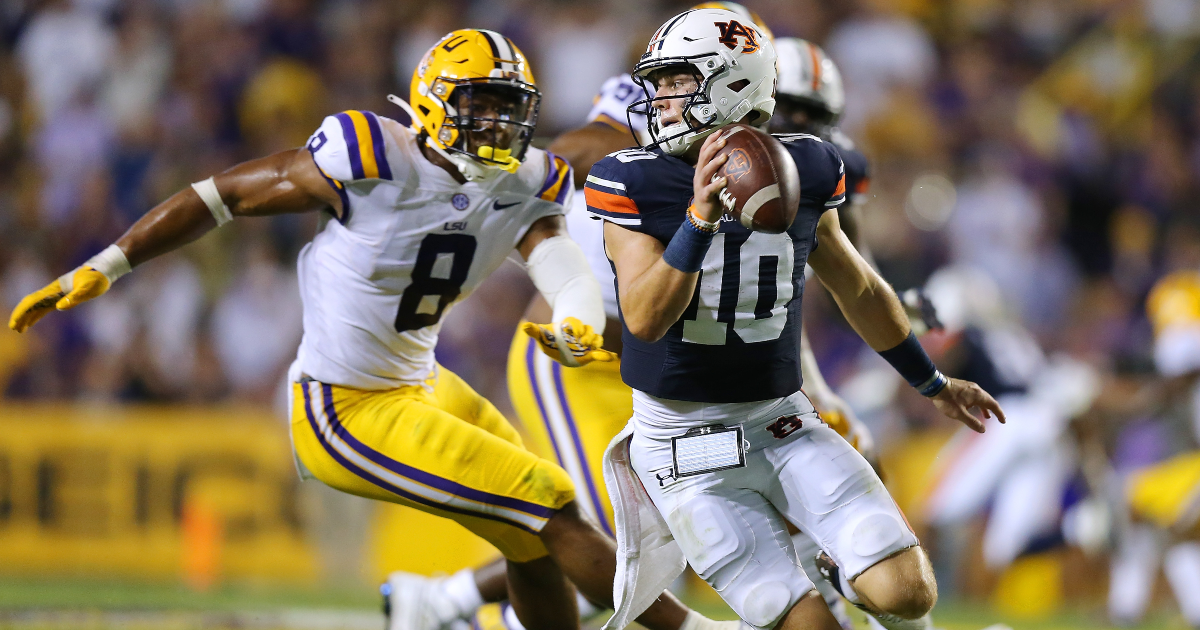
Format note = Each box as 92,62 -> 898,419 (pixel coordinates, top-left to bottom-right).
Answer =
291,366 -> 575,562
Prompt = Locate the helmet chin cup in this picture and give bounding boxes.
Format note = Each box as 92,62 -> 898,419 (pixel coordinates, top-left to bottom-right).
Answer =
449,153 -> 498,182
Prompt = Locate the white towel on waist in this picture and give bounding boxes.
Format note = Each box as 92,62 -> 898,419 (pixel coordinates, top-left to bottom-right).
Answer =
601,424 -> 687,630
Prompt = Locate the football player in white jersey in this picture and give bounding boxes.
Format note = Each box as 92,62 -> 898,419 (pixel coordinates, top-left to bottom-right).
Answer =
9,29 -> 737,630
593,9 -> 1005,630
382,71 -> 650,630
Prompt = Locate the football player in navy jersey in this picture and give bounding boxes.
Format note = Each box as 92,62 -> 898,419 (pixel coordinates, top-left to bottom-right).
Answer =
590,9 -> 1005,630
770,39 -> 866,244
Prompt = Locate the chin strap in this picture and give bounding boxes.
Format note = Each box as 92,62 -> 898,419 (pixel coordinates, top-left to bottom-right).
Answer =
387,94 -> 516,182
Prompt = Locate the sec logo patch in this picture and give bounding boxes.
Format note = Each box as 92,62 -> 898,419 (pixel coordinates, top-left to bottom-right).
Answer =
451,193 -> 470,210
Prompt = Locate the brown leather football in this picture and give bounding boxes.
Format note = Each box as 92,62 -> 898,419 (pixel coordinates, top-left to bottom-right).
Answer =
711,124 -> 800,234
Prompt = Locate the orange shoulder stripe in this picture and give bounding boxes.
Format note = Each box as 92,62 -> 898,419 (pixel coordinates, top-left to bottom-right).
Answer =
585,187 -> 639,215
833,173 -> 846,197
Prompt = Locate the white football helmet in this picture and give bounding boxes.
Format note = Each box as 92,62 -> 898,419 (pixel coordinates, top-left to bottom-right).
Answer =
775,37 -> 845,125
631,8 -> 777,156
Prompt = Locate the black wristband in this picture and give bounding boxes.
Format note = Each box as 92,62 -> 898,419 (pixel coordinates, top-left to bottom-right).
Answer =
877,332 -> 947,397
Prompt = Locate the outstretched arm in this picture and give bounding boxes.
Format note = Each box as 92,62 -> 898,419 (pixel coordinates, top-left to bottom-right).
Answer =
120,148 -> 339,266
808,210 -> 1005,432
10,148 -> 338,332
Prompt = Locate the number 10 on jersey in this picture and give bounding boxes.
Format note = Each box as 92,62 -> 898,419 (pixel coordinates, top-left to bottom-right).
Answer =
681,231 -> 795,345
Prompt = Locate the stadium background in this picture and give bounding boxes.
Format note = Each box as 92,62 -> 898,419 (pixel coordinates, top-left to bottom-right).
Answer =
0,0 -> 1198,627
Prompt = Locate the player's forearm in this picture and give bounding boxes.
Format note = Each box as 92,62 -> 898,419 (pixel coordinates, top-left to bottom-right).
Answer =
829,271 -> 910,351
620,260 -> 697,342
115,188 -> 219,267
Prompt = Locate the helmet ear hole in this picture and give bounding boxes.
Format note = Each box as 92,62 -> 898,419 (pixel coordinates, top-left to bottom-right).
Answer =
728,79 -> 750,92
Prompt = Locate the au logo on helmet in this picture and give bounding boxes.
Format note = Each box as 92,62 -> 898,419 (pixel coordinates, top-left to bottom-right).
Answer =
715,20 -> 760,53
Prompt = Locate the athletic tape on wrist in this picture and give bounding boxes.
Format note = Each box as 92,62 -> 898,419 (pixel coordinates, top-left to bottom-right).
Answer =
526,235 -> 606,334
877,331 -> 945,397
662,218 -> 714,273
59,244 -> 131,292
191,177 -> 233,227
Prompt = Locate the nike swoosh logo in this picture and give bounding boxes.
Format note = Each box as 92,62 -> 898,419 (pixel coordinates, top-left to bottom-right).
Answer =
493,200 -> 521,210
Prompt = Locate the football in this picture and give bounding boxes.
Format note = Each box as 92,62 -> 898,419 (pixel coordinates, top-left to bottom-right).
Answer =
711,124 -> 801,234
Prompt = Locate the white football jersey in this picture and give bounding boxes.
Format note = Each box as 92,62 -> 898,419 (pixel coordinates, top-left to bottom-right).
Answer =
566,74 -> 649,320
294,110 -> 572,390
587,74 -> 650,143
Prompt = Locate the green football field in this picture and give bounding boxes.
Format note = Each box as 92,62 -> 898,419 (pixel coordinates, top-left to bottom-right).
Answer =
0,579 -> 1187,629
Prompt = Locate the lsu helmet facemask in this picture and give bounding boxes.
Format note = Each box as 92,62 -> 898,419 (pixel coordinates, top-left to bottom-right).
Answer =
388,29 -> 540,182
631,8 -> 777,156
773,37 -> 846,136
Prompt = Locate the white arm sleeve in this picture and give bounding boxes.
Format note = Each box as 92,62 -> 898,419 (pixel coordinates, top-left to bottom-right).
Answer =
526,235 -> 606,334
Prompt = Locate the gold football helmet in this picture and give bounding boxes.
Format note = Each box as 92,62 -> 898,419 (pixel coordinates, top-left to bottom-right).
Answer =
395,29 -> 540,181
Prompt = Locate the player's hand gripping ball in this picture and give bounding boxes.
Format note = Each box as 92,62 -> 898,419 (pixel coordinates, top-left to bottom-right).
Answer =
522,317 -> 617,368
711,124 -> 800,234
8,267 -> 112,333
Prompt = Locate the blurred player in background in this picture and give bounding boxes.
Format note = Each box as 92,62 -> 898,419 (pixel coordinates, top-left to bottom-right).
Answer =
8,28 -> 737,630
593,8 -> 1003,630
920,266 -> 1105,576
1108,219 -> 1200,629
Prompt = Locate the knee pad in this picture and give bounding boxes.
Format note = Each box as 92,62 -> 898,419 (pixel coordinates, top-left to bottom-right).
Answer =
838,510 -> 915,578
668,496 -> 810,629
740,581 -> 798,629
667,495 -> 752,588
528,459 -> 577,511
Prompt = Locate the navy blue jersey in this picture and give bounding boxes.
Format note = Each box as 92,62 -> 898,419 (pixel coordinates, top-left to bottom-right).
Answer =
830,130 -> 870,206
585,134 -> 846,403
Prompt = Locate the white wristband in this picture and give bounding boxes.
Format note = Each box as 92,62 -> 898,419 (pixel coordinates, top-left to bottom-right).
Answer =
59,244 -> 131,292
191,177 -> 233,226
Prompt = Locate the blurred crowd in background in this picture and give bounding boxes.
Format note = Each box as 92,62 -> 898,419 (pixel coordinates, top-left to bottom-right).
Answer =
1,0 -> 1200,615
